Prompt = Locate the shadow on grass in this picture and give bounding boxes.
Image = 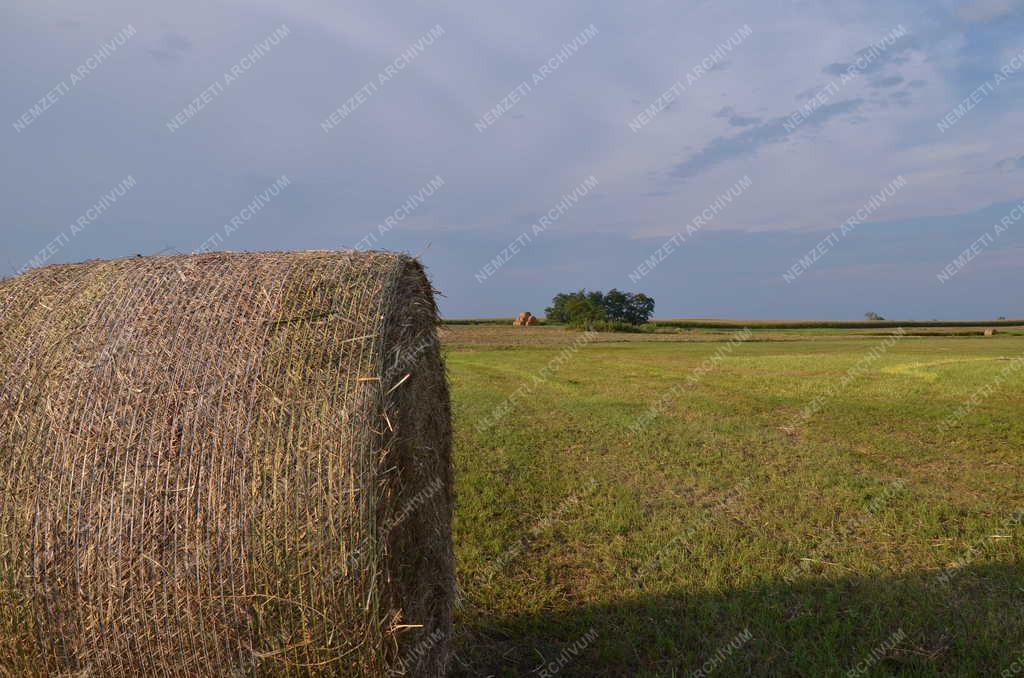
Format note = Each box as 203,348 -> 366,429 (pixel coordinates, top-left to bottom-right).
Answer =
451,563 -> 1024,677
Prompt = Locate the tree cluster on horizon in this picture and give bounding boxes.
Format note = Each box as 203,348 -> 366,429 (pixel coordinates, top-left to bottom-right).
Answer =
545,289 -> 655,326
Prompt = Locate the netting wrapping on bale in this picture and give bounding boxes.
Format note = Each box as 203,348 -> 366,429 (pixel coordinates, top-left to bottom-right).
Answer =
0,251 -> 454,677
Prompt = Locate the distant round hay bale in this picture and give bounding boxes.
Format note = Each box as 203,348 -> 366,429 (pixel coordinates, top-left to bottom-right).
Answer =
513,312 -> 534,327
0,251 -> 454,677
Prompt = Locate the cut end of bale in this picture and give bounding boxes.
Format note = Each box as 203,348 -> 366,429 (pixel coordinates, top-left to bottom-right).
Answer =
0,250 -> 454,677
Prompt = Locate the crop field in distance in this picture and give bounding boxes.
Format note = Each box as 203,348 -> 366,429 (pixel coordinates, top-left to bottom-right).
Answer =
444,321 -> 1024,676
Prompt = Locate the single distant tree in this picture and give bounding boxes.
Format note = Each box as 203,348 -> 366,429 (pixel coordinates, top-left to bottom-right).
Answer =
865,311 -> 885,321
624,292 -> 656,324
602,289 -> 630,321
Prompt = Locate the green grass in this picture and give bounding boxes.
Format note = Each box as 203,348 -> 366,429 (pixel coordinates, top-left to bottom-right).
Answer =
446,333 -> 1024,676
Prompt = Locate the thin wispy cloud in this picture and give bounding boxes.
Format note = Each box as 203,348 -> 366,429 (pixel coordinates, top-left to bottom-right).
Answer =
956,0 -> 1024,22
670,99 -> 863,179
870,75 -> 904,88
147,32 -> 194,63
714,106 -> 762,127
995,155 -> 1024,171
822,35 -> 918,77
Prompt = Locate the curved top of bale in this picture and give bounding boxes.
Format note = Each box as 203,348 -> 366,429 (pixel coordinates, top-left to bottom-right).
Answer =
0,250 -> 454,677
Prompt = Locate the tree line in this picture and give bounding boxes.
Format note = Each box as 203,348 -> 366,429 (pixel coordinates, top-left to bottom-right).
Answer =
545,289 -> 655,328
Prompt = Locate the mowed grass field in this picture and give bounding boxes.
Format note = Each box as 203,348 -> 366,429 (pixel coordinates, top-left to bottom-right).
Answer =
443,326 -> 1024,677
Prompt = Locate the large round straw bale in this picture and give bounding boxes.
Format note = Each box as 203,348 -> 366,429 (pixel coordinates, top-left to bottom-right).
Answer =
0,251 -> 454,677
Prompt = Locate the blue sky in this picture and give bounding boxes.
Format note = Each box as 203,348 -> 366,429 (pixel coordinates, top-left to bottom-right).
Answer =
2,0 -> 1023,319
